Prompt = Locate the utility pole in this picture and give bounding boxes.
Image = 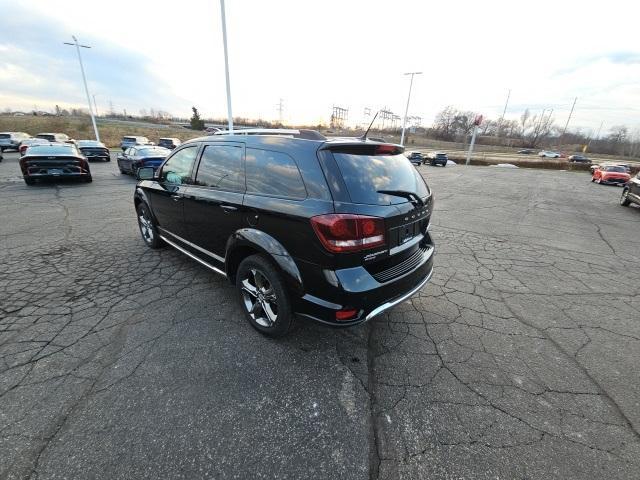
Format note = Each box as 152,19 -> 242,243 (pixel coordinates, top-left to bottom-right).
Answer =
219,0 -> 233,132
559,97 -> 577,146
92,94 -> 99,117
586,121 -> 603,153
276,98 -> 284,125
497,88 -> 511,136
466,115 -> 483,165
400,71 -> 422,146
64,35 -> 100,142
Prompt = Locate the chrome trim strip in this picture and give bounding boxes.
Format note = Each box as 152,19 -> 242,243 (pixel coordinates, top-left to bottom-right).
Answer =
389,233 -> 424,256
365,268 -> 433,321
159,228 -> 225,262
159,234 -> 227,277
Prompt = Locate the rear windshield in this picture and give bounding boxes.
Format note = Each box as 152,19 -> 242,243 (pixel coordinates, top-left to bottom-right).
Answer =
27,145 -> 77,155
138,147 -> 170,157
123,137 -> 136,142
36,134 -> 55,140
0,134 -> 10,139
333,153 -> 430,205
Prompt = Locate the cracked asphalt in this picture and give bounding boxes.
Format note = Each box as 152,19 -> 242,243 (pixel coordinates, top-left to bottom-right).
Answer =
1,151 -> 639,479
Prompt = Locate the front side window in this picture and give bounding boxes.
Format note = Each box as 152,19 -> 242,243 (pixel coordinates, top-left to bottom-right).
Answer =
245,148 -> 306,199
195,145 -> 244,191
161,146 -> 198,185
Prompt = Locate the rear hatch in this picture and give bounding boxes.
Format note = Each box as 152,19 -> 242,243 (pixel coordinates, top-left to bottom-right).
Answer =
319,143 -> 433,282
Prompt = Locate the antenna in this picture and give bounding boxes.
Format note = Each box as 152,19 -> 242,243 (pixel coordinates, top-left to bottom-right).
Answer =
361,110 -> 379,141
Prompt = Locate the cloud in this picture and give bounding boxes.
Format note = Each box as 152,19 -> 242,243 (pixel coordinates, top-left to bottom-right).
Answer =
0,3 -> 184,115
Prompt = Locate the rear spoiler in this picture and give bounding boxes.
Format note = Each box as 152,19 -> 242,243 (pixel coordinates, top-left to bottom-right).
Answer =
320,142 -> 404,156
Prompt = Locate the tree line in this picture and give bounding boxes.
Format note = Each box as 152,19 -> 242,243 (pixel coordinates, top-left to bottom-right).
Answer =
429,106 -> 640,158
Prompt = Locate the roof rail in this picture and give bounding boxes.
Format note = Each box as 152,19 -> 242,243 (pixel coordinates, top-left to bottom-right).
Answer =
213,128 -> 326,140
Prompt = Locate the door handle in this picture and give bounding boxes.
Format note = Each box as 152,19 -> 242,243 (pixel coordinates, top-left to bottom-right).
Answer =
171,195 -> 181,202
220,204 -> 237,212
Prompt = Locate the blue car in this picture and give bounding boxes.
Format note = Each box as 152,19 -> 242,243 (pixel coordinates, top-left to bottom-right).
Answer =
117,146 -> 171,175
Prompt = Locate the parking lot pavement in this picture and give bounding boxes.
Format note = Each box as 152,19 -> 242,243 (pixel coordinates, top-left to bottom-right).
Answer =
371,164 -> 640,479
1,153 -> 639,479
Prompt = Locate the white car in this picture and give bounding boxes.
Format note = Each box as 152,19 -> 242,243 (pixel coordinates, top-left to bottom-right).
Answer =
538,150 -> 560,158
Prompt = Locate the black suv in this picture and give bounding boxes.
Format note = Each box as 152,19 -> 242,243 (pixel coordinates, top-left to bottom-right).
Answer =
134,130 -> 434,336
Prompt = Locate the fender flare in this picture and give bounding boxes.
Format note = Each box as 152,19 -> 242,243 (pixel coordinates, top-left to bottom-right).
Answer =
225,228 -> 303,293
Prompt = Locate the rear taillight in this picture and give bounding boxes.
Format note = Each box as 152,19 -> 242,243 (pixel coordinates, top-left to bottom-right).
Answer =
310,214 -> 385,253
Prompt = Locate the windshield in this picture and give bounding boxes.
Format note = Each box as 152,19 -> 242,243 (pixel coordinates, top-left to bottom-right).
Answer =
333,153 -> 430,205
604,166 -> 626,172
27,144 -> 77,155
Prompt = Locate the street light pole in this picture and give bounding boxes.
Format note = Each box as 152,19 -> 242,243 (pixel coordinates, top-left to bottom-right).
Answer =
400,71 -> 422,146
219,0 -> 233,132
64,36 -> 100,142
93,94 -> 99,117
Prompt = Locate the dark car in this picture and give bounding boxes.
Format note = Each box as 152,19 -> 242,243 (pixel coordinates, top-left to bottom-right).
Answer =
77,140 -> 110,162
406,151 -> 425,166
620,172 -> 640,207
428,152 -> 448,167
133,130 -> 435,337
517,149 -> 533,154
19,138 -> 49,156
568,154 -> 591,164
158,137 -> 182,150
19,143 -> 92,185
0,132 -> 31,152
120,136 -> 152,151
35,132 -> 75,145
117,146 -> 171,175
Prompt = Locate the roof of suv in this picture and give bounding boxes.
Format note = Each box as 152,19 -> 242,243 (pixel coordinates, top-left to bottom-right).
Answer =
183,133 -> 403,154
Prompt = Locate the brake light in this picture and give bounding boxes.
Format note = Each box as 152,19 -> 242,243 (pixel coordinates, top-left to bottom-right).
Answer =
375,144 -> 398,155
310,214 -> 385,253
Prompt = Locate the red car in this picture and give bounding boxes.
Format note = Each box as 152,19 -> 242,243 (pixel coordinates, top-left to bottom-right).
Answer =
591,165 -> 630,186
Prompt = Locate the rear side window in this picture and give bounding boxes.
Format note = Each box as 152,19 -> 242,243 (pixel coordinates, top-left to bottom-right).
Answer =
195,145 -> 244,191
245,148 -> 306,199
333,153 -> 430,205
161,146 -> 198,185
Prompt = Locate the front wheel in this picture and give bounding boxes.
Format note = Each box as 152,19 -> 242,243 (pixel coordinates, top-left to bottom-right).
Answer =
237,254 -> 293,337
24,177 -> 35,185
136,203 -> 163,249
620,189 -> 631,206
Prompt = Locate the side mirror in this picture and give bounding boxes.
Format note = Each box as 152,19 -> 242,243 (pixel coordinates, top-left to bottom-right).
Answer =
137,167 -> 155,180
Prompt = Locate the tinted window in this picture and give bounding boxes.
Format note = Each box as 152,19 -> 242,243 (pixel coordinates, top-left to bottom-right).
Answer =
123,137 -> 136,142
161,146 -> 198,184
245,148 -> 306,199
195,145 -> 244,191
604,166 -> 626,173
333,153 -> 430,205
27,145 -> 77,155
36,134 -> 55,141
138,147 -> 170,157
0,134 -> 10,139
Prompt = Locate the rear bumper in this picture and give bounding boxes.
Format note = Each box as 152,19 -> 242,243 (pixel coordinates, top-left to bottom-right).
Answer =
293,241 -> 435,327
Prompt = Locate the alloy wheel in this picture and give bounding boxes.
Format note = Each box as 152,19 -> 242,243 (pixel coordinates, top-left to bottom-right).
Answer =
138,209 -> 154,243
241,268 -> 278,328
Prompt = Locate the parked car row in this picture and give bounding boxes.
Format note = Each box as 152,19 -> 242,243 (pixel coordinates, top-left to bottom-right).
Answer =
405,151 -> 448,167
120,136 -> 181,151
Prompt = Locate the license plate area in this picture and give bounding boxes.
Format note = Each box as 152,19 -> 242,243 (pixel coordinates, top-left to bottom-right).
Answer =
390,220 -> 423,248
49,168 -> 63,175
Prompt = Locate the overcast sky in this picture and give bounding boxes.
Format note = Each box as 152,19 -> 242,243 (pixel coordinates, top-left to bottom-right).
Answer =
1,0 -> 639,134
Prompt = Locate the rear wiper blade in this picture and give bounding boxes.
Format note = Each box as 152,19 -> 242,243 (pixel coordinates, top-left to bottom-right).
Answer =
377,190 -> 424,207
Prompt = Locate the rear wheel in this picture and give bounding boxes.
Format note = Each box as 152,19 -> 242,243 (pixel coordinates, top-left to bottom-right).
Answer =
83,175 -> 92,183
620,189 -> 631,206
136,203 -> 163,249
24,177 -> 35,186
237,254 -> 293,337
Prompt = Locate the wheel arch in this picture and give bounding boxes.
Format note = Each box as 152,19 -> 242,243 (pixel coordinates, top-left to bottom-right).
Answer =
225,228 -> 303,294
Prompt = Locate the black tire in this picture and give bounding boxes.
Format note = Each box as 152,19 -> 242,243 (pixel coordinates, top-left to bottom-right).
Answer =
620,189 -> 631,206
236,254 -> 293,337
136,203 -> 163,249
83,175 -> 93,183
591,177 -> 595,182
24,177 -> 35,185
